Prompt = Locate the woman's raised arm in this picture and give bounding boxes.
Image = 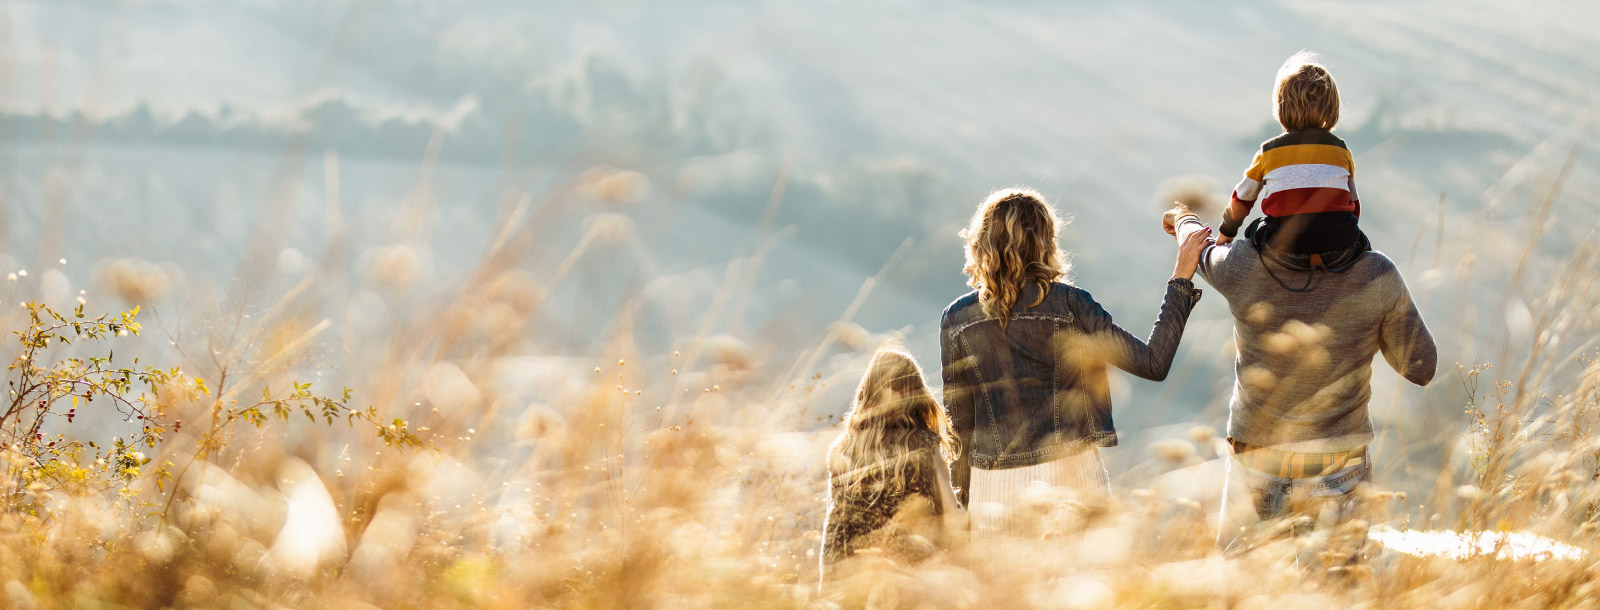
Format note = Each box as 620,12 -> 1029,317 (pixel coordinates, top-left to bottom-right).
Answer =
1073,230 -> 1208,380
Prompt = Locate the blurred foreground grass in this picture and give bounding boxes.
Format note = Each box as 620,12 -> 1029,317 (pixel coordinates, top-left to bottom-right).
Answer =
0,162 -> 1596,610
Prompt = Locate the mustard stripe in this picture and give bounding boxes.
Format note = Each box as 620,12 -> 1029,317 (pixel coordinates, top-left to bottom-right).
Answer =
1244,150 -> 1267,182
1259,144 -> 1353,174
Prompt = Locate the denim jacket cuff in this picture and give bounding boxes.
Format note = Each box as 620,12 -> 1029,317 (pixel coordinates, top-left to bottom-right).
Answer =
1168,277 -> 1202,305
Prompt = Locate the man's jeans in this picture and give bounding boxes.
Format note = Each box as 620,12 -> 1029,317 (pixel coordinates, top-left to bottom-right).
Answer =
1216,455 -> 1371,559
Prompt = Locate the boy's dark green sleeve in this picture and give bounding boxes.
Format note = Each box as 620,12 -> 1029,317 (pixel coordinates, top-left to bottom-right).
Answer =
1219,206 -> 1245,239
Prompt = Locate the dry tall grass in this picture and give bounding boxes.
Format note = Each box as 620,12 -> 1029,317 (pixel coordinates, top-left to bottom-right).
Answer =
0,154 -> 1596,610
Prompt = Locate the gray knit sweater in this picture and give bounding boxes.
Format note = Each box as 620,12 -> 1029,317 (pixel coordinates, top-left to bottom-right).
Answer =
1178,218 -> 1437,452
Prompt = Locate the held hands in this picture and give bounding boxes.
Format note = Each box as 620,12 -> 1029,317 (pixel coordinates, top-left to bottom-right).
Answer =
1161,203 -> 1192,237
1173,225 -> 1211,280
1162,201 -> 1214,279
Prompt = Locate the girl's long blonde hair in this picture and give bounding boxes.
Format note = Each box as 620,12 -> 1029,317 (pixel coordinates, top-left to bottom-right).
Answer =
960,188 -> 1070,326
828,345 -> 955,501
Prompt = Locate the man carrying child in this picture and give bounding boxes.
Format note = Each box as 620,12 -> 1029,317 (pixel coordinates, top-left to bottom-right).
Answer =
1165,52 -> 1438,558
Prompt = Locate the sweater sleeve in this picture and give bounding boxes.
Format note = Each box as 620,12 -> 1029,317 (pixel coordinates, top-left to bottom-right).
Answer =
939,322 -> 974,508
1075,280 -> 1202,382
1349,174 -> 1362,219
1180,216 -> 1236,297
1234,149 -> 1265,204
1378,277 -> 1437,386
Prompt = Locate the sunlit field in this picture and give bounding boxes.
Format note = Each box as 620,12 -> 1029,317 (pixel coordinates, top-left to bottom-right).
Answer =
0,158 -> 1594,609
2,1 -> 1599,608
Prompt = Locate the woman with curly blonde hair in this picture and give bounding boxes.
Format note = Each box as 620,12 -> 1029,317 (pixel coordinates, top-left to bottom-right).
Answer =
940,188 -> 1210,536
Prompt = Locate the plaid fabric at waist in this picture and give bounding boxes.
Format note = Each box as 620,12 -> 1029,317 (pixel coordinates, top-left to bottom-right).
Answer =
1228,438 -> 1367,479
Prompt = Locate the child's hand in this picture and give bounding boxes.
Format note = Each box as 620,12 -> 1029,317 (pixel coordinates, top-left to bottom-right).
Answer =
1162,202 -> 1194,237
1173,226 -> 1211,280
1215,234 -> 1234,245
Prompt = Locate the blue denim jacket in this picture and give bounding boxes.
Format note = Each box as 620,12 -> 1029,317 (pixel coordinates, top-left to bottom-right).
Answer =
940,279 -> 1201,505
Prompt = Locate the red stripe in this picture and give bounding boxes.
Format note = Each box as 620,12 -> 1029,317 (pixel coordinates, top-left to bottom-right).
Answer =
1230,192 -> 1255,210
1260,187 -> 1357,216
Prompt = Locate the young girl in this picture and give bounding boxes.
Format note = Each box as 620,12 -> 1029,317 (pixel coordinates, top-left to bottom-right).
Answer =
820,345 -> 963,580
1219,51 -> 1365,259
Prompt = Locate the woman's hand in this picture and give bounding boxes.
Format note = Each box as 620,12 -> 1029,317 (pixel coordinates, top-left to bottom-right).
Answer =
1172,224 -> 1212,280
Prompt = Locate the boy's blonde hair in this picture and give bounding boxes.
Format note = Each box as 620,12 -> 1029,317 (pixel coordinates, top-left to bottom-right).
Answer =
1274,51 -> 1340,130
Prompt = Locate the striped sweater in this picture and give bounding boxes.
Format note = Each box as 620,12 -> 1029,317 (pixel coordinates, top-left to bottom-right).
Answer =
1225,129 -> 1362,252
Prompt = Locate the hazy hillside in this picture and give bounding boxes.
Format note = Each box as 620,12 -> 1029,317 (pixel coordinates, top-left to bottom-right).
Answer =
4,0 -> 1598,492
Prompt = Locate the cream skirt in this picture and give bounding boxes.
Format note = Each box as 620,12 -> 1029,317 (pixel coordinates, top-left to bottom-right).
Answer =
968,448 -> 1110,538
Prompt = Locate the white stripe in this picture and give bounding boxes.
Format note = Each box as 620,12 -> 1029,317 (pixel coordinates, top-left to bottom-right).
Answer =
1258,163 -> 1352,201
1233,176 -> 1261,201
